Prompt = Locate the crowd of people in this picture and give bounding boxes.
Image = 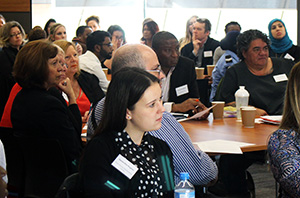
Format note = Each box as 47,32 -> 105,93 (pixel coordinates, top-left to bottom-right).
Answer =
0,13 -> 300,198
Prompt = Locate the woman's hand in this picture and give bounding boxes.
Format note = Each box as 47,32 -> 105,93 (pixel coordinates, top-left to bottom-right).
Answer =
57,78 -> 77,105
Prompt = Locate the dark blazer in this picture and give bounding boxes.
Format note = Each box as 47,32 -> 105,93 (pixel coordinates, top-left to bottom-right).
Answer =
78,70 -> 105,108
181,37 -> 220,74
0,46 -> 18,118
79,131 -> 174,197
11,87 -> 82,173
168,56 -> 199,105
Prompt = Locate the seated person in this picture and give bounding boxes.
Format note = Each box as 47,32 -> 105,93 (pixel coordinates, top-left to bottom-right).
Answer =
213,21 -> 241,64
152,31 -> 208,116
181,18 -> 220,74
11,40 -> 82,173
210,31 -> 240,102
79,31 -> 112,93
87,44 -> 218,188
219,29 -> 294,116
85,15 -> 100,32
72,26 -> 92,54
268,61 -> 300,197
268,18 -> 300,63
54,40 -> 105,122
79,67 -> 174,197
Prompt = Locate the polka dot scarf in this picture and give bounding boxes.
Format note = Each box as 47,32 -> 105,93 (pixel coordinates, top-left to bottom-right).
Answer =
115,130 -> 165,197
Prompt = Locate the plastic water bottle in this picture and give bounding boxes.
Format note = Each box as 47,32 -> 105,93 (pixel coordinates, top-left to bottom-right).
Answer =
174,172 -> 195,198
235,86 -> 249,120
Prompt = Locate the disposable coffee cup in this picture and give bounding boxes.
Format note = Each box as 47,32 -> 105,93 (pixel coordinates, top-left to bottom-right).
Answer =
241,106 -> 256,128
195,68 -> 205,79
211,101 -> 225,119
207,65 -> 215,76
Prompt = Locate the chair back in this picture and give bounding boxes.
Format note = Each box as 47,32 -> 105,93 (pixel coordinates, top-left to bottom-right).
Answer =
17,136 -> 69,198
55,173 -> 82,198
197,79 -> 210,107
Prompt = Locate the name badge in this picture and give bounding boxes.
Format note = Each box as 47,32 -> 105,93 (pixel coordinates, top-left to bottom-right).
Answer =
273,74 -> 288,82
111,154 -> 138,179
204,51 -> 213,57
284,53 -> 295,61
176,84 -> 189,97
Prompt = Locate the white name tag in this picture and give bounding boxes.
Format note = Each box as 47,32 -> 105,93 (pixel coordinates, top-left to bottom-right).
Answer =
273,74 -> 288,82
284,53 -> 295,61
111,154 -> 138,179
204,51 -> 213,57
176,84 -> 189,97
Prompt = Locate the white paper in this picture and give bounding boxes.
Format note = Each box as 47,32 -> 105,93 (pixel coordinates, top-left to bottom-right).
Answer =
195,139 -> 255,154
273,74 -> 288,82
284,53 -> 295,61
111,154 -> 138,179
178,104 -> 216,122
175,84 -> 189,97
204,50 -> 213,57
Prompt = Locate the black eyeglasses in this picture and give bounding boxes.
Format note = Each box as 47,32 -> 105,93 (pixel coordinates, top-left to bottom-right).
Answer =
100,42 -> 113,47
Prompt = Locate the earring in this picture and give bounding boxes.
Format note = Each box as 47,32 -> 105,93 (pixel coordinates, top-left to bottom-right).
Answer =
127,115 -> 131,120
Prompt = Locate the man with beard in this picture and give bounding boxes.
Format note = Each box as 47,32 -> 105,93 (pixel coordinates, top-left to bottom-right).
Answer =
152,31 -> 208,116
79,31 -> 112,93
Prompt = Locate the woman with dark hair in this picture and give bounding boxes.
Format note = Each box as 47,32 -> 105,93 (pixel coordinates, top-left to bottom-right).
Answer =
54,40 -> 105,122
0,21 -> 25,118
79,67 -> 174,197
103,25 -> 126,70
11,40 -> 82,173
268,18 -> 300,63
268,61 -> 300,197
43,18 -> 56,38
141,18 -> 159,47
219,29 -> 294,116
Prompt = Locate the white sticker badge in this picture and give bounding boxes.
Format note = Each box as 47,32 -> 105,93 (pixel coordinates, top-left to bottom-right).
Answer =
273,74 -> 288,83
176,84 -> 189,97
204,51 -> 213,57
111,154 -> 138,179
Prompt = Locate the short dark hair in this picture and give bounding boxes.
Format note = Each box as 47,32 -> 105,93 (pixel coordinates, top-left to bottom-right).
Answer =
224,21 -> 241,33
76,25 -> 90,37
152,31 -> 177,51
28,26 -> 47,42
43,18 -> 56,37
86,30 -> 111,52
195,18 -> 211,32
236,29 -> 270,60
13,40 -> 59,89
85,15 -> 99,25
95,67 -> 160,135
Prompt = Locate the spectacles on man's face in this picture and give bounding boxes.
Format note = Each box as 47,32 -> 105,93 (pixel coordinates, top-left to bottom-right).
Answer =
147,65 -> 162,77
10,32 -> 22,38
100,42 -> 113,47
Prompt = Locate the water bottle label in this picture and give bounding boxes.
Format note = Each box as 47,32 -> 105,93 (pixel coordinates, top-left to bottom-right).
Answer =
175,191 -> 195,198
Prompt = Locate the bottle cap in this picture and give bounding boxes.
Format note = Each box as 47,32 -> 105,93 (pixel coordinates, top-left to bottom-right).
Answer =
180,172 -> 189,180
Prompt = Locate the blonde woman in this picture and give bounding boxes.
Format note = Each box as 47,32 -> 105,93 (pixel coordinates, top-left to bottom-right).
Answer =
54,40 -> 105,122
179,15 -> 198,51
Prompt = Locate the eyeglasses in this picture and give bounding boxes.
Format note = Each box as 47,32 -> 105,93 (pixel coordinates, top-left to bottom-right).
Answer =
147,65 -> 162,76
100,42 -> 113,47
252,46 -> 269,54
10,32 -> 22,37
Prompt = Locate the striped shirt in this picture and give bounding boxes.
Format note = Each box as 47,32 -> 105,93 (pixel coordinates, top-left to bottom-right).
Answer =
87,98 -> 218,185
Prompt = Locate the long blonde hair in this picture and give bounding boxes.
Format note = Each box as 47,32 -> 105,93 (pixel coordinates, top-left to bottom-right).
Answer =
179,15 -> 198,51
280,62 -> 300,130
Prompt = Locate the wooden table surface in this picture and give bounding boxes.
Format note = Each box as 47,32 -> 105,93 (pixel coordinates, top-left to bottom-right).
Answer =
180,114 -> 279,152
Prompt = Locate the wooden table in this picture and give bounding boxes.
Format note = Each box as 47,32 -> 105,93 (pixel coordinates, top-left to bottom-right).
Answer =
180,114 -> 278,153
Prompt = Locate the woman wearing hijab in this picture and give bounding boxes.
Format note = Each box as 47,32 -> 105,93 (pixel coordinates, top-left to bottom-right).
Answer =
268,18 -> 300,63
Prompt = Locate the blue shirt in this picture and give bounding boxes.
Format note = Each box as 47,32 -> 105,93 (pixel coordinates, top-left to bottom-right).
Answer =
210,50 -> 239,102
87,98 -> 218,185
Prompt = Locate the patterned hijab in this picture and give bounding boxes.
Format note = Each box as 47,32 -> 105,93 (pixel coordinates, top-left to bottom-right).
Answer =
268,18 -> 293,54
